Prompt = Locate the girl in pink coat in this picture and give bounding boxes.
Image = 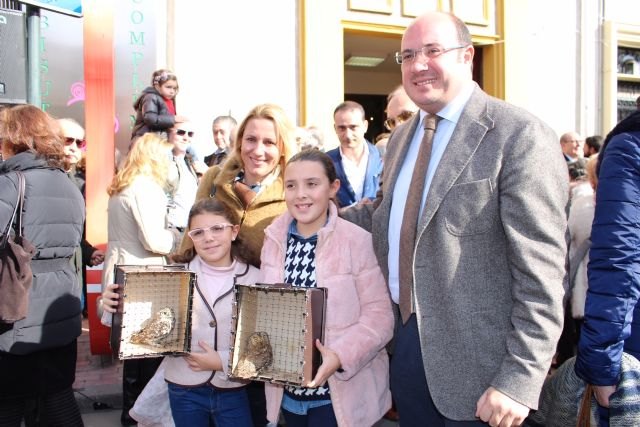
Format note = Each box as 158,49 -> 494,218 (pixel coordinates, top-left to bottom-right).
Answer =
260,149 -> 394,427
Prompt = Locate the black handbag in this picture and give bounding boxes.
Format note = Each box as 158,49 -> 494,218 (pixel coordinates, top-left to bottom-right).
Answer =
0,171 -> 36,324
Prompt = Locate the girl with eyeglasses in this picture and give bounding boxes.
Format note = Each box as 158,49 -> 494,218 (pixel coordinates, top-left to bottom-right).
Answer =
103,198 -> 260,427
131,68 -> 190,143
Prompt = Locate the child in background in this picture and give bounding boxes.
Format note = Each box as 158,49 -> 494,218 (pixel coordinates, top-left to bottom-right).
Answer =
131,69 -> 189,142
260,149 -> 394,427
102,198 -> 259,427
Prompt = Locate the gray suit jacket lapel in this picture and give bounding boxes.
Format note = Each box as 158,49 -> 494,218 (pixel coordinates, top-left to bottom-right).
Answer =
417,88 -> 494,233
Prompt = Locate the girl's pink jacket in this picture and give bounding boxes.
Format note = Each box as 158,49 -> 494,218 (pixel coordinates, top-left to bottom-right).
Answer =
260,203 -> 394,427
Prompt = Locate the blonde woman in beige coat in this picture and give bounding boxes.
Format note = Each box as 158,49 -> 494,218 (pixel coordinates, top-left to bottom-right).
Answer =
100,133 -> 180,425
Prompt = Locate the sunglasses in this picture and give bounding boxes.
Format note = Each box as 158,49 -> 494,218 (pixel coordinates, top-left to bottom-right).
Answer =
175,129 -> 194,137
64,137 -> 86,148
384,110 -> 416,131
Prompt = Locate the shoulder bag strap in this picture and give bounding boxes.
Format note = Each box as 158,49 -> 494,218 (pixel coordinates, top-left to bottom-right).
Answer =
1,171 -> 25,248
15,171 -> 25,238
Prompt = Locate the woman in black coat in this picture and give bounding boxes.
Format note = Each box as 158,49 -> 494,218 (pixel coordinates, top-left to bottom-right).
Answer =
0,105 -> 86,426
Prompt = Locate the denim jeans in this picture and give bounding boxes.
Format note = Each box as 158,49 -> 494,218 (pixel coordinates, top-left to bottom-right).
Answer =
281,393 -> 332,415
168,383 -> 252,427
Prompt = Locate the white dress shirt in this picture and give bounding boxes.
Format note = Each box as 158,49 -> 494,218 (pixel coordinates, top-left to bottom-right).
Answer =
339,142 -> 369,201
387,83 -> 475,303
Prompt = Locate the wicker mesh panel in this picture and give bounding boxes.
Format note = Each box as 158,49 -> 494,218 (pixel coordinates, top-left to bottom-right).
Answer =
119,271 -> 191,359
232,287 -> 307,383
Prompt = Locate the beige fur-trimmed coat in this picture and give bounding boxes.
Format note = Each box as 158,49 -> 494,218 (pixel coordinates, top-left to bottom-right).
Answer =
179,156 -> 287,268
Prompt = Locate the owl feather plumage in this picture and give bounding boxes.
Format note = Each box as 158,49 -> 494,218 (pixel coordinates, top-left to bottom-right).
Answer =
235,331 -> 273,378
129,307 -> 176,346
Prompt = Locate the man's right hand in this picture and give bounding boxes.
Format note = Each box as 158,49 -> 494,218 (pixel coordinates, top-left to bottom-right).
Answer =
476,386 -> 530,427
594,384 -> 616,408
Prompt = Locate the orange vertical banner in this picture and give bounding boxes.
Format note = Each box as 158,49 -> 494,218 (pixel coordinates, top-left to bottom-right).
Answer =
83,0 -> 115,355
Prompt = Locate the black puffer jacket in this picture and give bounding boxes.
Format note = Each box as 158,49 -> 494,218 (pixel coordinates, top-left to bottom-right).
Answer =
0,151 -> 84,397
131,85 -> 176,140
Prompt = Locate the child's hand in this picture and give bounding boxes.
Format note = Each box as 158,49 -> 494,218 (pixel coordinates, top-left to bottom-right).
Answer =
306,339 -> 341,388
101,284 -> 119,313
184,340 -> 222,372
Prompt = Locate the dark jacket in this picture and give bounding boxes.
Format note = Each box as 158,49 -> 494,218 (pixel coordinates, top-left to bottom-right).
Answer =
67,166 -> 98,263
326,141 -> 383,207
131,86 -> 176,140
0,151 -> 85,398
204,148 -> 229,167
576,111 -> 640,386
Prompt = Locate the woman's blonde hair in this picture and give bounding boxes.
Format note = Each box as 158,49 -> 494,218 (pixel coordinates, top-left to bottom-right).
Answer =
108,133 -> 172,196
232,103 -> 297,174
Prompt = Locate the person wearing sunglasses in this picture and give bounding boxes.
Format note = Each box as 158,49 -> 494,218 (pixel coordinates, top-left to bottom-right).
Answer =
376,86 -> 419,158
57,118 -> 105,318
384,85 -> 418,132
167,123 -> 201,233
58,118 -> 85,173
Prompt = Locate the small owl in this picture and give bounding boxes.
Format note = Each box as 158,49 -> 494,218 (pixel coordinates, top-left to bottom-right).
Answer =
129,307 -> 176,346
235,331 -> 273,378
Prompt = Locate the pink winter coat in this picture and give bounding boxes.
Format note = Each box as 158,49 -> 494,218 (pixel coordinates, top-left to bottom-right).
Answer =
260,203 -> 393,427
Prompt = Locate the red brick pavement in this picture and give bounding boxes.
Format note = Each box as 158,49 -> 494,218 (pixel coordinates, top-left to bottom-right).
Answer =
74,318 -> 122,392
72,318 -> 398,425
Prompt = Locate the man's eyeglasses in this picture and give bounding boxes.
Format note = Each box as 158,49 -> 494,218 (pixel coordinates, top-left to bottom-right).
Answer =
187,223 -> 234,241
175,129 -> 194,138
395,44 -> 467,65
384,110 -> 416,131
64,137 -> 86,148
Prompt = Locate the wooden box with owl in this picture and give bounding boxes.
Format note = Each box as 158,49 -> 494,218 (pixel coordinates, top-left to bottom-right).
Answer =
110,265 -> 196,359
228,283 -> 327,387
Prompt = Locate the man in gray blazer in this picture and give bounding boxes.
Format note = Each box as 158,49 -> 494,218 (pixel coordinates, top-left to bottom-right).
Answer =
343,11 -> 568,426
